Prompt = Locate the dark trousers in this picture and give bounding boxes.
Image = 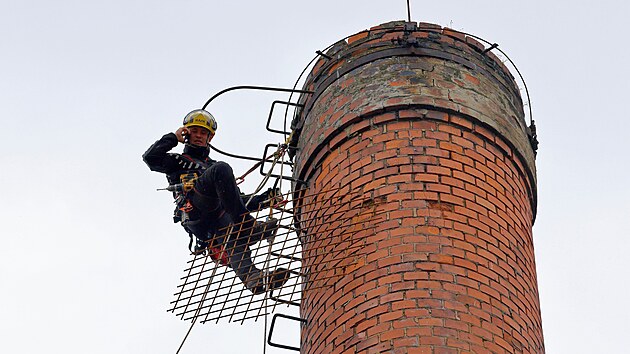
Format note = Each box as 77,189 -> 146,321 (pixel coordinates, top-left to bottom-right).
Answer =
188,161 -> 262,283
193,161 -> 250,221
212,214 -> 267,284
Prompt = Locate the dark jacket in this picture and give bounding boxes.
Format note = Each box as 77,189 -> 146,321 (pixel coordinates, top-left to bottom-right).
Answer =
143,133 -> 270,220
143,132 -> 214,185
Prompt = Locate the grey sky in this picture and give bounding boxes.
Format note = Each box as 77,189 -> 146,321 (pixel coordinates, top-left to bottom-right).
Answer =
1,1 -> 628,353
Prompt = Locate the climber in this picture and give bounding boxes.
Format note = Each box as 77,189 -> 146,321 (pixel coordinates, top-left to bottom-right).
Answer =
143,109 -> 288,295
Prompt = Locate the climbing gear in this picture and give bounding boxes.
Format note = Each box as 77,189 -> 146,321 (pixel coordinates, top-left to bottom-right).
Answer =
179,172 -> 198,192
183,109 -> 218,135
192,240 -> 229,266
159,172 -> 200,226
208,246 -> 229,265
178,145 -> 212,170
192,238 -> 209,256
235,145 -> 286,185
191,233 -> 228,264
265,188 -> 286,208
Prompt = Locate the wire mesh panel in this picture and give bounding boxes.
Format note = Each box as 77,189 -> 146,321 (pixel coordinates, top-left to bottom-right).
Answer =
168,188 -> 383,324
168,193 -> 298,324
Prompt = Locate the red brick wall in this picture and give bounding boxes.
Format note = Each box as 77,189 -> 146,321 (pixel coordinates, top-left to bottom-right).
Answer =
291,21 -> 542,353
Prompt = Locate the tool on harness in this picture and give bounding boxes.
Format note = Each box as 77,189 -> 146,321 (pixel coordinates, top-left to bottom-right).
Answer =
157,172 -> 199,223
157,183 -> 187,193
157,172 -> 198,193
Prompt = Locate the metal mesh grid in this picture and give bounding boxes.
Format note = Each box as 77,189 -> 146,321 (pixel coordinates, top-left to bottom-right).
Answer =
168,187 -> 384,324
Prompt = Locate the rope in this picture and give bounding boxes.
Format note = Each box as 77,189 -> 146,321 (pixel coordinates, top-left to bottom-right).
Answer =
245,143 -> 288,207
235,148 -> 275,185
175,259 -> 219,354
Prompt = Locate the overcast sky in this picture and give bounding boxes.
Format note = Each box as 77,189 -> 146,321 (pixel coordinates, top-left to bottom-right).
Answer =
1,1 -> 629,353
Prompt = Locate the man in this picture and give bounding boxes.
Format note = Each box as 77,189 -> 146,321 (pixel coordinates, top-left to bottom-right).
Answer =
143,109 -> 288,295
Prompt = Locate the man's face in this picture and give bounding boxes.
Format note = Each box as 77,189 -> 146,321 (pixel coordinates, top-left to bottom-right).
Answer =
187,126 -> 213,147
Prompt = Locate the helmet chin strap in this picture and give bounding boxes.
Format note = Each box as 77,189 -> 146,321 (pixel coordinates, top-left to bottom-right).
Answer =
185,142 -> 206,149
184,137 -> 210,148
183,143 -> 210,158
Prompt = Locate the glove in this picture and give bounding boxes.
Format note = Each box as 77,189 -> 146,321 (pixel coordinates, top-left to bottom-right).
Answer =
264,188 -> 283,204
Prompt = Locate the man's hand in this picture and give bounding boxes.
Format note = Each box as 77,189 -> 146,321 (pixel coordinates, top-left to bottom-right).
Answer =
265,188 -> 284,205
174,127 -> 189,143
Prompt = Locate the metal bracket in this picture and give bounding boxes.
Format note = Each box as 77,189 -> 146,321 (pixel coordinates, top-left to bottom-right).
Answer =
267,313 -> 307,352
482,43 -> 499,54
201,85 -> 313,110
266,100 -> 304,135
201,85 -> 312,164
259,143 -> 306,184
315,50 -> 332,60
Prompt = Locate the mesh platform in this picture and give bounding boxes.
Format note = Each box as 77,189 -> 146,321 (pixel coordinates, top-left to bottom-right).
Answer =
168,187 -> 384,324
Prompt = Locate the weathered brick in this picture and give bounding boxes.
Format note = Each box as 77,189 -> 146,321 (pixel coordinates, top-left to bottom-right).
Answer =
293,21 -> 541,354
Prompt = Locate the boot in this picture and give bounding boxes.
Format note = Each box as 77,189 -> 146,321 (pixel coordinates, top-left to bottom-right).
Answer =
245,270 -> 266,295
268,267 -> 290,291
245,267 -> 290,295
251,218 -> 279,243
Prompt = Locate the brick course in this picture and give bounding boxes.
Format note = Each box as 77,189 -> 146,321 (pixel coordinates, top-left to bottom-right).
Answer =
291,21 -> 542,353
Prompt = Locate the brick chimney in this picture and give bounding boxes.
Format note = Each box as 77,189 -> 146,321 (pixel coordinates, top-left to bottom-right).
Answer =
290,21 -> 543,353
